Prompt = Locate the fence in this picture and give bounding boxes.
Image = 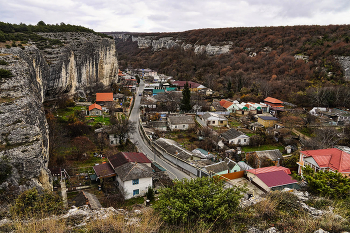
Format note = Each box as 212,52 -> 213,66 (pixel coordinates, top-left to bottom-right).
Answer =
219,171 -> 244,180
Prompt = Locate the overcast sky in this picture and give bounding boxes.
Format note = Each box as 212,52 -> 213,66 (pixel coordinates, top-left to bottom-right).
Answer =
1,0 -> 349,32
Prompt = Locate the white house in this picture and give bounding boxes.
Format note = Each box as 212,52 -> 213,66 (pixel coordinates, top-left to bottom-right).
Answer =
115,162 -> 153,199
220,128 -> 250,145
200,112 -> 228,127
167,115 -> 196,131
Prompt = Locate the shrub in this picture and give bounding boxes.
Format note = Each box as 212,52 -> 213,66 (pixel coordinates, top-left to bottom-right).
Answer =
154,176 -> 245,225
146,187 -> 155,202
10,188 -> 64,218
0,60 -> 8,65
0,68 -> 13,80
0,157 -> 12,184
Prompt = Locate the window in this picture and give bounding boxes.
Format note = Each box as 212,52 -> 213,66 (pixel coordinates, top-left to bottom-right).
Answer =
175,125 -> 177,128
133,189 -> 139,196
183,125 -> 186,128
212,121 -> 215,124
132,179 -> 139,185
220,121 -> 223,124
244,139 -> 246,142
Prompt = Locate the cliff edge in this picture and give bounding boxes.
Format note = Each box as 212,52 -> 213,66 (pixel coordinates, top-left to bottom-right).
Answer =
0,32 -> 118,202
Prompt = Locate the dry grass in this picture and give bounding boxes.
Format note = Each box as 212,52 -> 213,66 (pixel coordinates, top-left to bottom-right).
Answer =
84,208 -> 162,233
12,218 -> 66,233
7,208 -> 162,233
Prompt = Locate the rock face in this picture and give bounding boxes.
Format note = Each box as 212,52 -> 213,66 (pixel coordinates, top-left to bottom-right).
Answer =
111,33 -> 231,55
0,32 -> 118,199
37,32 -> 118,97
0,47 -> 51,195
335,56 -> 350,81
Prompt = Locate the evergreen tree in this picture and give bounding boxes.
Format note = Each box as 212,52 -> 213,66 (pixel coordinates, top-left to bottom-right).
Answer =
180,82 -> 191,112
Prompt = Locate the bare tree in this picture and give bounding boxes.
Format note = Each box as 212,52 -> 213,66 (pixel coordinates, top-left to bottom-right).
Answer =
302,127 -> 340,150
110,116 -> 136,145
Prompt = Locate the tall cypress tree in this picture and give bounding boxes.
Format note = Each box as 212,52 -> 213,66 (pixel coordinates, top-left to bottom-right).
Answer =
180,82 -> 191,112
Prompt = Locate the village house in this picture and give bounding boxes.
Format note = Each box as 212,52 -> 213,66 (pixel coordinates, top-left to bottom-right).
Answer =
167,115 -> 196,131
264,97 -> 284,109
220,128 -> 250,145
93,152 -> 153,199
115,162 -> 153,199
88,103 -> 102,116
257,115 -> 278,128
246,149 -> 283,168
199,112 -> 228,127
220,99 -> 235,112
172,81 -> 206,92
246,166 -> 299,192
297,148 -> 350,177
147,121 -> 168,131
211,99 -> 226,112
96,93 -> 114,106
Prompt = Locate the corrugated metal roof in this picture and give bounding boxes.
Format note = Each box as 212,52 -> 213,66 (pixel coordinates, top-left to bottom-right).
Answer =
264,97 -> 283,104
300,148 -> 350,173
93,163 -> 116,178
256,170 -> 298,188
108,152 -> 151,169
247,166 -> 291,175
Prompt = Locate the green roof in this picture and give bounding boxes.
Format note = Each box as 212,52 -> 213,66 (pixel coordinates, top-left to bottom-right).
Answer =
166,87 -> 177,91
153,89 -> 165,94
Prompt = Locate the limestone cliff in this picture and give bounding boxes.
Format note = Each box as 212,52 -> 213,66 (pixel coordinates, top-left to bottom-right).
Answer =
111,33 -> 232,55
36,32 -> 118,97
0,47 -> 51,196
0,33 -> 118,201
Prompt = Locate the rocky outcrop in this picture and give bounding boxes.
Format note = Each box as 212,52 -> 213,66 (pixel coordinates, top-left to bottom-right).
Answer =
335,56 -> 350,81
115,33 -> 231,55
36,32 -> 118,97
0,47 -> 51,196
0,32 -> 119,200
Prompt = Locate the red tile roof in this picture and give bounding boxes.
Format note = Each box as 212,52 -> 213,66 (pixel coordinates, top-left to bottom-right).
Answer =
223,101 -> 233,109
93,163 -> 116,178
264,97 -> 283,104
96,93 -> 113,102
220,99 -> 228,107
300,148 -> 350,173
256,170 -> 298,188
89,103 -> 102,111
247,166 -> 291,175
108,152 -> 151,169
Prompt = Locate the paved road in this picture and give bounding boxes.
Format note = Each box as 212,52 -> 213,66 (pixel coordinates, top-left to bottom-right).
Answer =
129,80 -> 191,180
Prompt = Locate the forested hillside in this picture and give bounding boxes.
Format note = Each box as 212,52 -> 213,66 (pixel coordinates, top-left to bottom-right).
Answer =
113,25 -> 350,108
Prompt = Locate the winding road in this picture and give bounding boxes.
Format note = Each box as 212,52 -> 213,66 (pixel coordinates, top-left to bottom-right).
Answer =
129,80 -> 191,180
